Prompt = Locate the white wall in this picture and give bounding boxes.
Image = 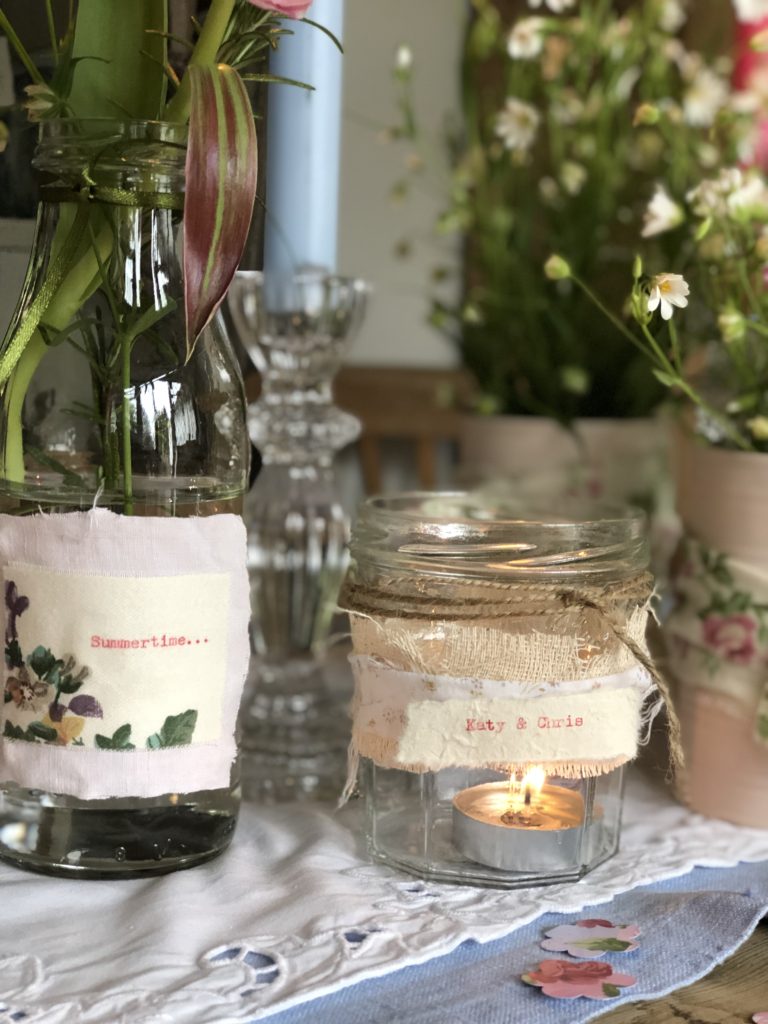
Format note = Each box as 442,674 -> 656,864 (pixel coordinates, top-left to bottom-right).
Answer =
338,0 -> 464,368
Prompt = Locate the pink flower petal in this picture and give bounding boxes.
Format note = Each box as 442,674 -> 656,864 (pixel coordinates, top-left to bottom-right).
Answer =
752,1014 -> 768,1024
246,0 -> 312,17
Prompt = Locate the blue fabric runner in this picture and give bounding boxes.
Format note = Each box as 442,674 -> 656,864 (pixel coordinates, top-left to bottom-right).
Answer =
260,861 -> 768,1024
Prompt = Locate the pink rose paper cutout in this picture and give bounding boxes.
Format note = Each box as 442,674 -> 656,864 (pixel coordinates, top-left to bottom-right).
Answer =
752,1014 -> 768,1024
541,919 -> 641,959
522,959 -> 638,1000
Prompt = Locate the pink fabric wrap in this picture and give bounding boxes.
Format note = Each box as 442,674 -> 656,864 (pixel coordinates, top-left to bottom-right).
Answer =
0,509 -> 250,800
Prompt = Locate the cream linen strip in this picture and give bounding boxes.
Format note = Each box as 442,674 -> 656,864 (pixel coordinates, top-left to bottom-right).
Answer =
349,655 -> 652,778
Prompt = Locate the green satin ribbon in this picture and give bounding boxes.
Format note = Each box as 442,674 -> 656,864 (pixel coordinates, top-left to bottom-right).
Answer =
0,183 -> 185,388
40,184 -> 185,211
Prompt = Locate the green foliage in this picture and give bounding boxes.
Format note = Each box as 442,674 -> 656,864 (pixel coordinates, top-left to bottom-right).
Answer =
28,646 -> 57,680
68,0 -> 168,120
146,709 -> 198,749
701,547 -> 734,588
0,0 -> 293,493
28,720 -> 59,742
5,639 -> 23,671
3,721 -> 35,742
392,0 -> 747,421
95,724 -> 136,751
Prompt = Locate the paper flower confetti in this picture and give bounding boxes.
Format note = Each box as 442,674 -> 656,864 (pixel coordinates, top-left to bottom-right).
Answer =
522,959 -> 638,1000
541,919 -> 641,958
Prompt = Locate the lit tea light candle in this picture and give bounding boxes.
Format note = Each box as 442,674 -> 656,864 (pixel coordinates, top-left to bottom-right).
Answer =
452,767 -> 587,873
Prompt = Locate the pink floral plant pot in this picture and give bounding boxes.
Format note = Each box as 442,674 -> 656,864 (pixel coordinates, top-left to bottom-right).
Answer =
668,429 -> 768,828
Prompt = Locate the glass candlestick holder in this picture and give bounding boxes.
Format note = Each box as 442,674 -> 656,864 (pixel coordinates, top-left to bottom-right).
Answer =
227,270 -> 368,802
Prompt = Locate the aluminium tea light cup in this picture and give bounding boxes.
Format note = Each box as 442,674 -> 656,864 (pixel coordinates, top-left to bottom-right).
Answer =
452,769 -> 587,873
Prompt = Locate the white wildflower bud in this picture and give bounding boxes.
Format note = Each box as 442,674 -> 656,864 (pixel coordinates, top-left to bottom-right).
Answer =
718,307 -> 747,344
747,415 -> 768,441
544,254 -> 572,281
395,45 -> 413,72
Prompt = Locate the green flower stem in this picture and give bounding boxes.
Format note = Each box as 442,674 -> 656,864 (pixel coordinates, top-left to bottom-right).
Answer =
736,258 -> 763,321
668,318 -> 682,374
3,336 -> 47,481
45,0 -> 58,61
745,319 -> 768,340
636,321 -> 750,451
164,0 -> 237,123
120,332 -> 133,515
1,217 -> 112,482
570,271 -> 752,452
568,271 -> 652,362
637,321 -> 677,379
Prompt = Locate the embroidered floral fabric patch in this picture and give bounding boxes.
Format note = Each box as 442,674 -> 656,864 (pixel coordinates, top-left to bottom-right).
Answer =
3,569 -> 224,752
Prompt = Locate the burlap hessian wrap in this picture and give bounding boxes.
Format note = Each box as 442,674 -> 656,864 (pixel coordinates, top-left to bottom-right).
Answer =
340,568 -> 681,797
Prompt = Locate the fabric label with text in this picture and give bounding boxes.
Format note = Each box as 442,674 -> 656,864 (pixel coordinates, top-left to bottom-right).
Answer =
0,509 -> 249,799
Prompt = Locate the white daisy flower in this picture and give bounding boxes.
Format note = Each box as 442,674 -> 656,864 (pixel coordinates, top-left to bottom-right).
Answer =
683,68 -> 728,126
660,0 -> 687,33
641,186 -> 684,237
730,90 -> 762,116
615,67 -> 641,101
507,17 -> 545,59
539,176 -> 560,204
687,168 -> 744,217
550,89 -> 584,125
561,161 -> 587,196
663,38 -> 694,77
733,0 -> 768,22
494,98 -> 540,155
395,45 -> 413,72
728,174 -> 768,219
528,0 -> 576,12
647,273 -> 690,321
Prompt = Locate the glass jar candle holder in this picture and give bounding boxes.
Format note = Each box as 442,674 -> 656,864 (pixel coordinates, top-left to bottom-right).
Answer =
341,492 -> 653,889
362,763 -> 625,888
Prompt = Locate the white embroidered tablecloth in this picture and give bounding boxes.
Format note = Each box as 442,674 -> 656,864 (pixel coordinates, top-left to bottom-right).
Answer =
2,771 -> 768,1024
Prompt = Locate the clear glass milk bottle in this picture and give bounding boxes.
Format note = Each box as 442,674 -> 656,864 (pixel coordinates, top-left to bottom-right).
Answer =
0,119 -> 250,876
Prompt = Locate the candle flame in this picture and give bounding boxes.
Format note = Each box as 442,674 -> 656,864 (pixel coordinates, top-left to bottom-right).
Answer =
507,766 -> 547,815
